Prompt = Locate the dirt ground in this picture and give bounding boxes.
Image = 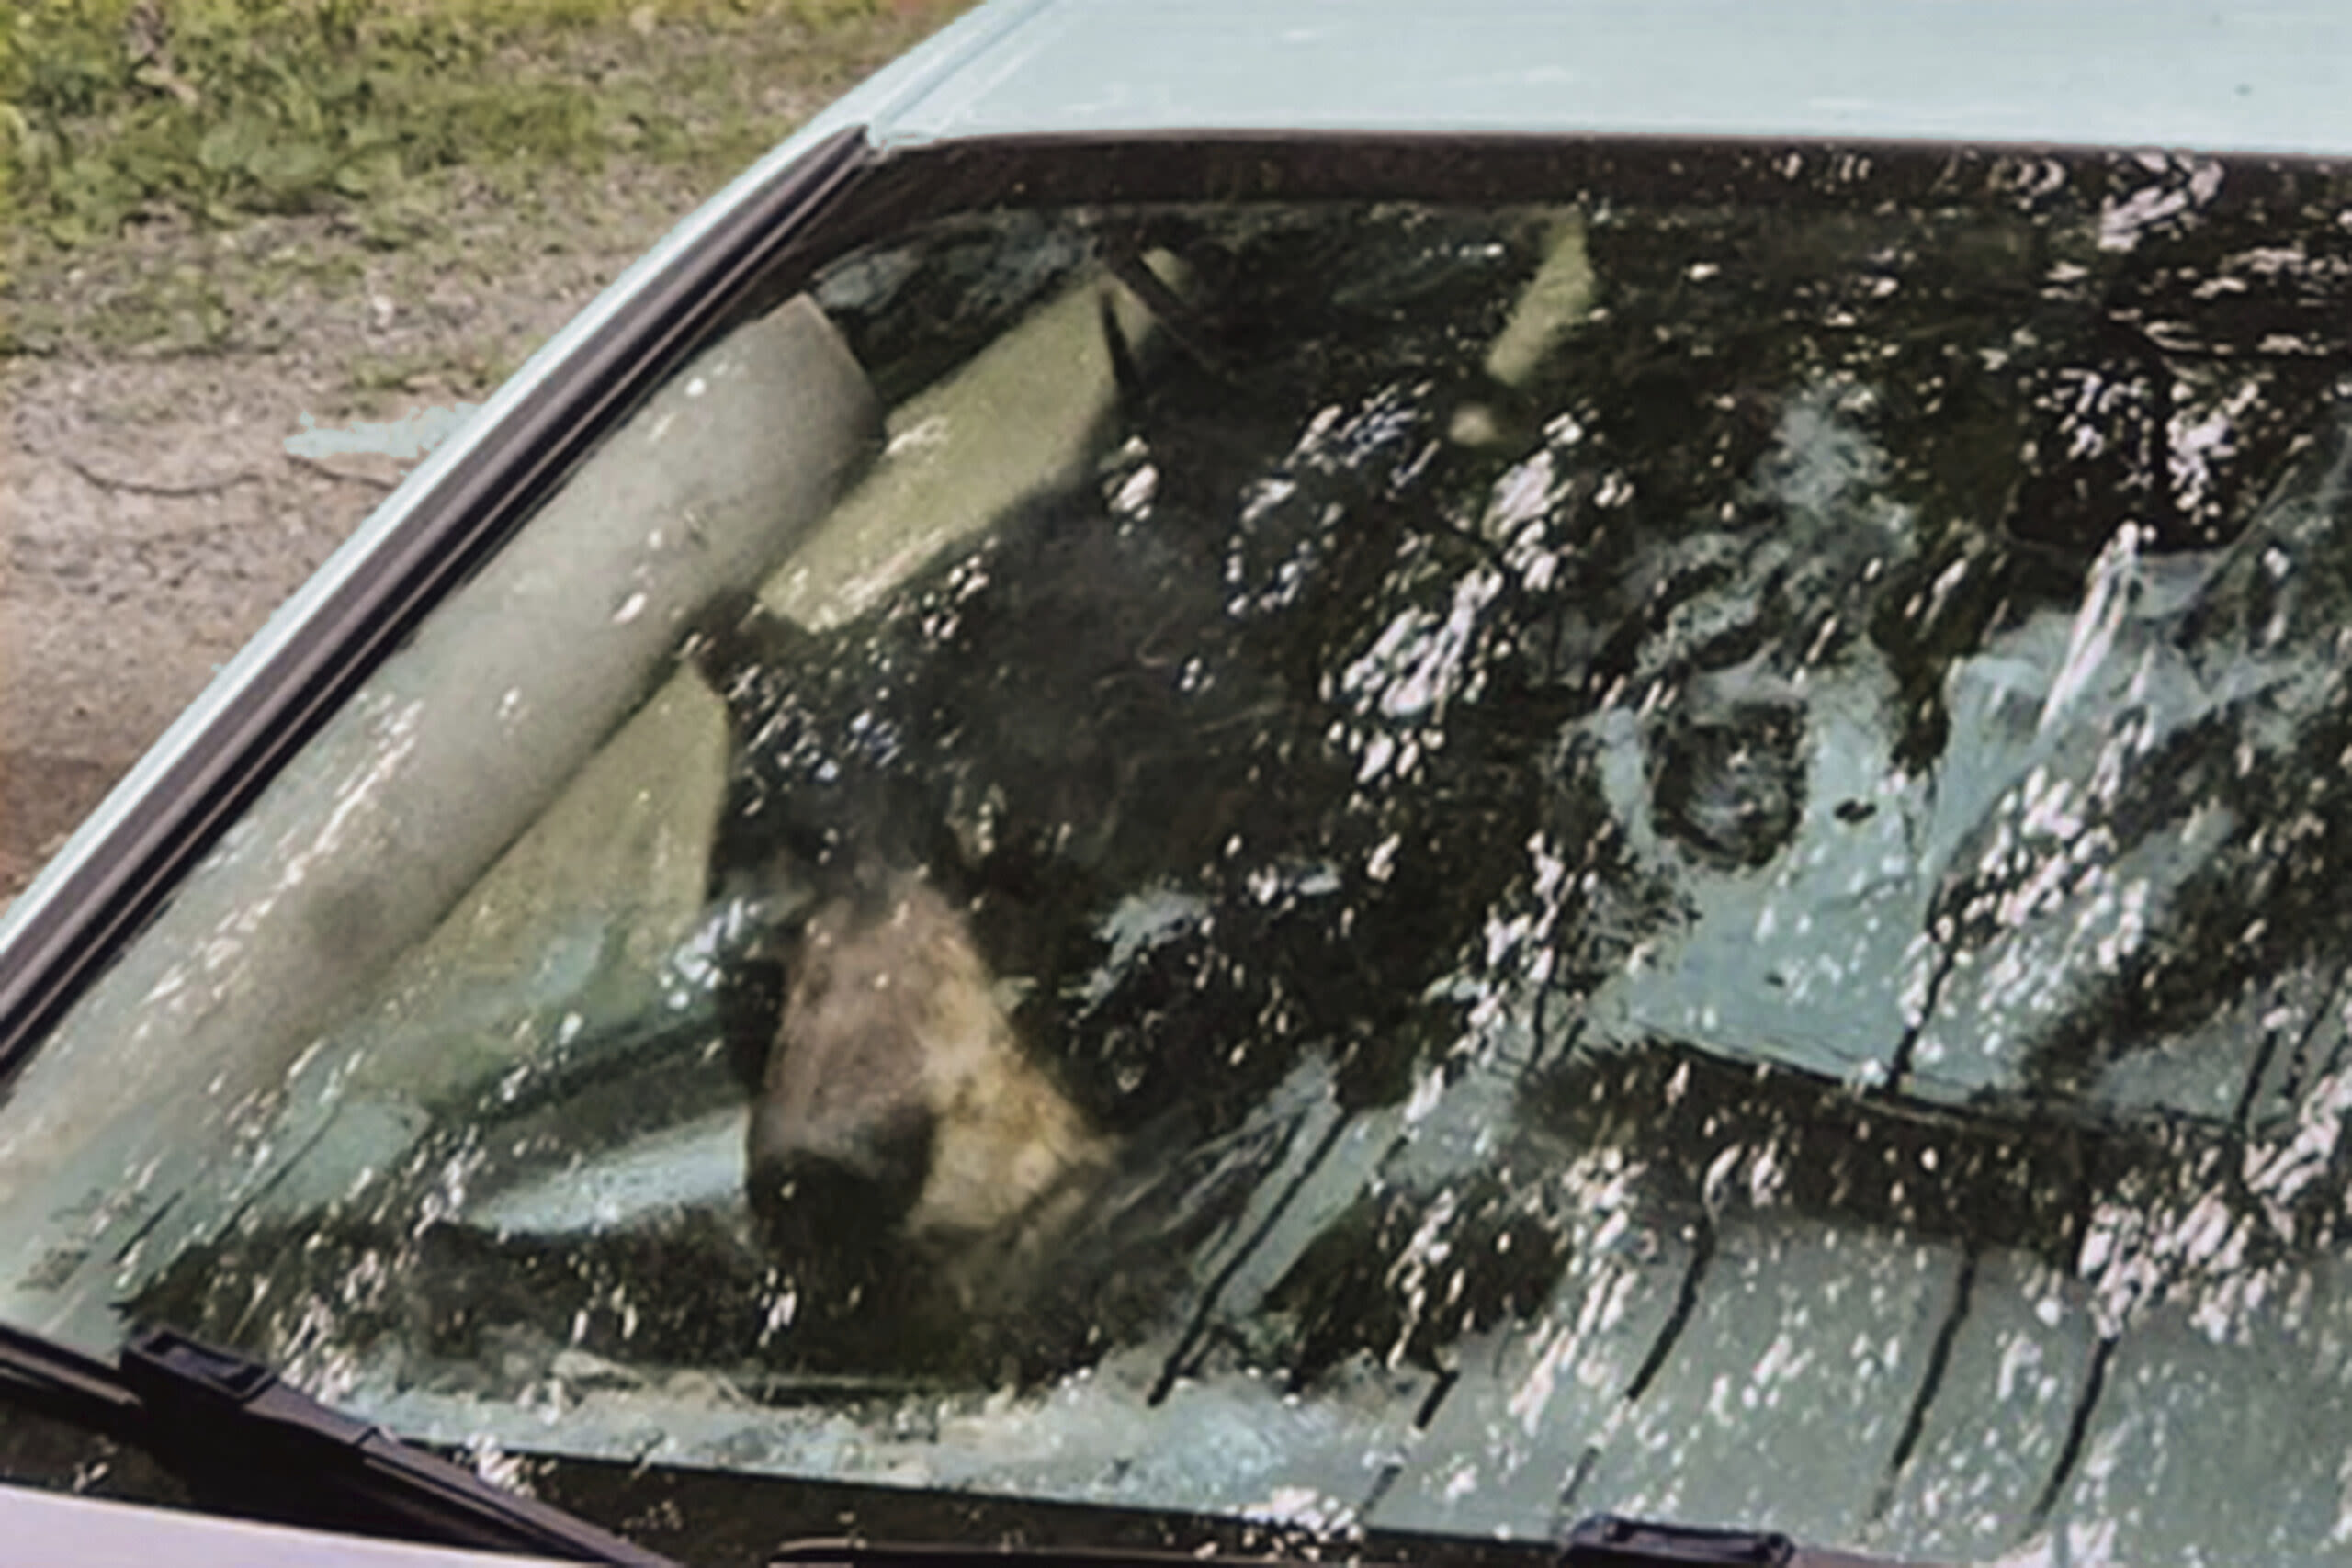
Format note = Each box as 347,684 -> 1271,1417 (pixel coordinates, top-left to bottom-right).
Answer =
0,5 -> 964,899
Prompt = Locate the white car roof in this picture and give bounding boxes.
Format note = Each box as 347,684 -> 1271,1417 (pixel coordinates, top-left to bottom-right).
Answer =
815,0 -> 2352,156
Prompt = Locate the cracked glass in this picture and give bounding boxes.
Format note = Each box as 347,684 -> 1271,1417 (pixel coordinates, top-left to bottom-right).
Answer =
6,146 -> 2352,1565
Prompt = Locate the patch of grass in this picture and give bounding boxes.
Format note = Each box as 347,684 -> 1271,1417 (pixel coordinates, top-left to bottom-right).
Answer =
18,4 -> 435,239
86,257 -> 232,351
1,6 -> 28,296
2,0 -> 964,247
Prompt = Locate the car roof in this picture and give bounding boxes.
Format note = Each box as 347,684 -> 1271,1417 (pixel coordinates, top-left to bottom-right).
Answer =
813,0 -> 2352,157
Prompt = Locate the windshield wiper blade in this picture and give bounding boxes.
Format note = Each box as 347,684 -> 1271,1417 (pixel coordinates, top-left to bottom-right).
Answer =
0,1319 -> 143,1422
120,1325 -> 685,1564
1563,1517 -> 1790,1565
0,1321 -> 676,1567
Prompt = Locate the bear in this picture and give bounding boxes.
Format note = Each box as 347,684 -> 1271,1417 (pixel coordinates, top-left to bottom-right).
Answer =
683,346 -> 1578,1379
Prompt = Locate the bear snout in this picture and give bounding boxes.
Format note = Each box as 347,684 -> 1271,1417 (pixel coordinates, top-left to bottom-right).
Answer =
746,1100 -> 934,1271
744,875 -> 1114,1330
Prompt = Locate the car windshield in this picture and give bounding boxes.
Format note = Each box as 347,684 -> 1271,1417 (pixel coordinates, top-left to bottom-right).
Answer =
5,143 -> 2352,1567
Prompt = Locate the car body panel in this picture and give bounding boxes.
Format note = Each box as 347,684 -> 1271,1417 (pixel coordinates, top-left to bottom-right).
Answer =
854,0 -> 2352,155
0,1485 -> 571,1568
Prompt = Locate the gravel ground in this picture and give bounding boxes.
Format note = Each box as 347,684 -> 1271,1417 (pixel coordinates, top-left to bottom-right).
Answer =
0,4 -> 963,899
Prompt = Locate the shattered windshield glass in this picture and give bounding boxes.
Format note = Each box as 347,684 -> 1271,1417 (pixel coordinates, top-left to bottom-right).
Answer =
6,146 -> 2352,1566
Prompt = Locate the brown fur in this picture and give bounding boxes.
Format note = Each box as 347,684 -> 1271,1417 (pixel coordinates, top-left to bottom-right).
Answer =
751,877 -> 1114,1309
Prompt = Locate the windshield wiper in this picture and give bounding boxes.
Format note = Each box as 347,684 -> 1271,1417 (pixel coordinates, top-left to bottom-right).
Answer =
0,1320 -> 677,1566
772,1515 -> 1917,1568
